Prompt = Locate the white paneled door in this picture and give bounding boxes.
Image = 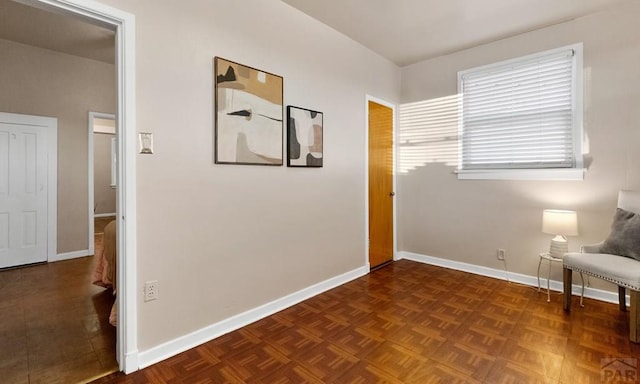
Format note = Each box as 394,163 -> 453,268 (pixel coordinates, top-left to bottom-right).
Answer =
0,115 -> 53,268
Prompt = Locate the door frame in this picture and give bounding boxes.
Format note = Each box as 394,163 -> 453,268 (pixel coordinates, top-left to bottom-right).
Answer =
26,0 -> 139,373
365,95 -> 398,269
0,112 -> 57,263
88,112 -> 116,256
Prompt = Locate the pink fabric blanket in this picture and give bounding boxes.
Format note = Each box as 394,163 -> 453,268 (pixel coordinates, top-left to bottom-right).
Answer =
92,247 -> 113,288
92,220 -> 117,326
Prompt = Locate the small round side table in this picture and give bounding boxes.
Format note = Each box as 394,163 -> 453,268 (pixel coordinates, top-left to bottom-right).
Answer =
537,252 -> 563,302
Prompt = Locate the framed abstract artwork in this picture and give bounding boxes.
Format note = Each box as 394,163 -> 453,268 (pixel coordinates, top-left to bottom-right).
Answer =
287,106 -> 323,167
214,57 -> 283,165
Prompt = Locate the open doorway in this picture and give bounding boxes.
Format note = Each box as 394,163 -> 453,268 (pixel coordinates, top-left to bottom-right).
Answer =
89,113 -> 117,257
0,0 -> 137,379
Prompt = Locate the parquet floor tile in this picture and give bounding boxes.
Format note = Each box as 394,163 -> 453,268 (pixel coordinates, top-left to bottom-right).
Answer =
510,325 -> 569,357
242,315 -> 294,339
263,327 -> 324,357
255,362 -> 324,384
465,309 -> 519,337
328,325 -> 386,357
496,339 -> 564,381
275,303 -> 322,324
298,313 -> 351,339
450,323 -> 509,355
92,260 -> 640,383
161,348 -> 223,378
290,342 -> 360,382
558,357 -> 603,384
364,342 -> 430,382
386,324 -> 446,358
205,329 -> 262,358
484,358 -> 553,384
406,361 -> 483,384
321,303 -> 373,324
225,344 -> 291,378
1,228 -> 118,384
333,361 -> 404,384
302,292 -> 343,313
358,312 -> 408,337
429,340 -> 496,381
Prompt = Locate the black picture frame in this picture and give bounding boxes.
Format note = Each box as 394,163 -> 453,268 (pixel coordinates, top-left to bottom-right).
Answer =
286,105 -> 323,167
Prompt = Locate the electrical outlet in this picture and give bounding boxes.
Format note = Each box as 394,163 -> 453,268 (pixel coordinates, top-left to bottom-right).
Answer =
497,249 -> 506,260
144,280 -> 158,302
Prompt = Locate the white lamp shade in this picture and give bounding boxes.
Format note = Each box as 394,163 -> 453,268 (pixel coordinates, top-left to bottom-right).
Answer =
542,209 -> 578,236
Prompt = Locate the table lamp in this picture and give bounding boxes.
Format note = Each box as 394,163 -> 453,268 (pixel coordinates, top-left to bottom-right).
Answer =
542,209 -> 578,258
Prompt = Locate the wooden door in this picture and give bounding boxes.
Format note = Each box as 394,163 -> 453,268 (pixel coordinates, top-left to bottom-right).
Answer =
0,121 -> 48,268
368,101 -> 394,269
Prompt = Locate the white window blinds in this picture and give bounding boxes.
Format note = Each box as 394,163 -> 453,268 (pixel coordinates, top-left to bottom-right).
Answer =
458,45 -> 582,172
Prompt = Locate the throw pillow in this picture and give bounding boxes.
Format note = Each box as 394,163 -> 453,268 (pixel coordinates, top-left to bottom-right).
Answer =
601,208 -> 640,260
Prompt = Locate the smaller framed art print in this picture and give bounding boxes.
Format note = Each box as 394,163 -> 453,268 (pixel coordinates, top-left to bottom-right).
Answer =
287,106 -> 323,167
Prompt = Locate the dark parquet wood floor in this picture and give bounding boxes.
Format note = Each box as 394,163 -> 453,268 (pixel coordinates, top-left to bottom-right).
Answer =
0,219 -> 118,384
93,260 -> 640,383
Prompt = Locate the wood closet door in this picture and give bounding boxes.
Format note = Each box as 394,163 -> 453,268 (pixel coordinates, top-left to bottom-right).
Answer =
368,101 -> 394,269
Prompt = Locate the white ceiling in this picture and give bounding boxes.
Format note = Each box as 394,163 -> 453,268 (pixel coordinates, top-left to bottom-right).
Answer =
281,0 -> 631,66
0,0 -> 630,67
0,0 -> 115,64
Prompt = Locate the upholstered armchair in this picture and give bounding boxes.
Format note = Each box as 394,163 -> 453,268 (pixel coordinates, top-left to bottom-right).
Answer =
563,190 -> 640,342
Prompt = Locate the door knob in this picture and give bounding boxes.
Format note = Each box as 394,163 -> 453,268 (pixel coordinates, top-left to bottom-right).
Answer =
389,192 -> 395,196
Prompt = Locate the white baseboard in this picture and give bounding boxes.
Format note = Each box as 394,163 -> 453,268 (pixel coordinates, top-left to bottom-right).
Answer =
50,249 -> 91,262
94,213 -> 116,218
123,350 -> 139,375
137,265 -> 369,369
397,251 -> 622,305
134,253 -> 625,371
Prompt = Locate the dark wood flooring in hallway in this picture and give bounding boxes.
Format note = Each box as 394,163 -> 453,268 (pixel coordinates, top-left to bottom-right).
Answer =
1,220 -> 117,384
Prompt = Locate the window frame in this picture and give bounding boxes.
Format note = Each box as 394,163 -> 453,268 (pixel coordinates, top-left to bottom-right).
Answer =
456,43 -> 585,181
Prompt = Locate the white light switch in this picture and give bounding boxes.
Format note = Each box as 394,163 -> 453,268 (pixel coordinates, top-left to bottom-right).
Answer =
139,132 -> 153,154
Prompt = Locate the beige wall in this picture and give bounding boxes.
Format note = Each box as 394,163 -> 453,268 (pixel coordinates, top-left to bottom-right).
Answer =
0,38 -> 116,253
97,0 -> 401,350
94,133 -> 116,215
7,0 -> 636,365
399,2 -> 640,291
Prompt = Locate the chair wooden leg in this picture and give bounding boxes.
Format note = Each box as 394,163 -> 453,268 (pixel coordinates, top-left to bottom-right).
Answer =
563,267 -> 572,311
631,290 -> 640,343
619,286 -> 627,312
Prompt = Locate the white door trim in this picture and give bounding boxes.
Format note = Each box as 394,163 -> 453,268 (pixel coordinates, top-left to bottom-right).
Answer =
28,0 -> 139,373
0,112 -> 57,263
364,95 -> 398,269
88,111 -> 115,256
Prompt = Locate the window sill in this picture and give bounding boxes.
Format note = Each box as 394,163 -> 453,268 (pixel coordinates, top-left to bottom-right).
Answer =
456,168 -> 585,181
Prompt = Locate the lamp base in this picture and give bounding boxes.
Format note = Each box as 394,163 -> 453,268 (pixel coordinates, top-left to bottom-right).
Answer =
549,235 -> 568,258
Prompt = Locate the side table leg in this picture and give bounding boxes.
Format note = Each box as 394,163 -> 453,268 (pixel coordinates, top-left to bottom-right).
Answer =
563,267 -> 572,311
547,259 -> 552,302
579,272 -> 585,307
537,256 -> 543,293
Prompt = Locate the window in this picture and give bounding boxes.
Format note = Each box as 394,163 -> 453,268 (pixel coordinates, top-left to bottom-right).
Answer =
457,44 -> 584,180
